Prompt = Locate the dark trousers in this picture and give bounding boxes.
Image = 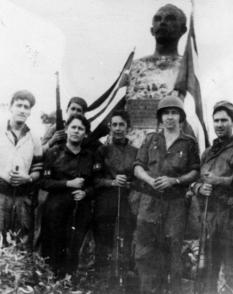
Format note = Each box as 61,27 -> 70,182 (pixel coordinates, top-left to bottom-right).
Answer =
0,190 -> 33,250
201,206 -> 233,294
41,193 -> 91,277
135,198 -> 186,294
93,214 -> 134,277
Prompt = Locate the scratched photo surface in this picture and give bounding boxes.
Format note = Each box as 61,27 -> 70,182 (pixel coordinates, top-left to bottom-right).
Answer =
1,0 -> 233,293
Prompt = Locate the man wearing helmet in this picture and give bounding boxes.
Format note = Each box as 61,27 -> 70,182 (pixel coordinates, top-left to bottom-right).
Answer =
133,95 -> 200,294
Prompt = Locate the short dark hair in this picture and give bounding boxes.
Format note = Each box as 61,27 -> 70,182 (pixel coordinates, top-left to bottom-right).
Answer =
65,114 -> 90,134
213,106 -> 233,121
110,110 -> 131,127
10,90 -> 36,108
66,97 -> 88,113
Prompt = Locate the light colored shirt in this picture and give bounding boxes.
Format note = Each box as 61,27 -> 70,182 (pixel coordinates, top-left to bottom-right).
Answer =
0,121 -> 43,183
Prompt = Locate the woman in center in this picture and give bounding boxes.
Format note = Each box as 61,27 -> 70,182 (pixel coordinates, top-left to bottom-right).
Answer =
40,114 -> 94,278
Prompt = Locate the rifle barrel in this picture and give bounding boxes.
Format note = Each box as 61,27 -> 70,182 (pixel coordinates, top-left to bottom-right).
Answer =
55,71 -> 64,131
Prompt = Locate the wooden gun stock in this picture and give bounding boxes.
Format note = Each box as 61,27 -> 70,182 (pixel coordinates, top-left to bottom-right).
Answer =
194,195 -> 209,294
111,187 -> 125,292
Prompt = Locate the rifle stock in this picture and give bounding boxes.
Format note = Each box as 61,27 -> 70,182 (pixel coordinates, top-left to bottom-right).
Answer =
194,195 -> 209,294
55,71 -> 64,131
11,165 -> 19,232
112,187 -> 125,292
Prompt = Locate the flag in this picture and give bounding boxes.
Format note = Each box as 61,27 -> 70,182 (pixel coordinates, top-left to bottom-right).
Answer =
86,49 -> 135,132
175,10 -> 209,152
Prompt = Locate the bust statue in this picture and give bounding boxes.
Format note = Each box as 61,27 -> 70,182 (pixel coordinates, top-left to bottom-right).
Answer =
125,4 -> 187,147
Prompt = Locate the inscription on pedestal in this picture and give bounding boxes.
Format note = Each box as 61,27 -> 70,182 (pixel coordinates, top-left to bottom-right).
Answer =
127,99 -> 159,129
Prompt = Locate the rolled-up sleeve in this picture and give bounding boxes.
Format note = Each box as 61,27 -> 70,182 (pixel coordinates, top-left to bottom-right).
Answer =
134,135 -> 151,170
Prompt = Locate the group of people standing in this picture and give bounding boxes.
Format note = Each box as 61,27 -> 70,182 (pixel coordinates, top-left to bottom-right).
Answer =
0,3 -> 233,294
1,89 -> 233,294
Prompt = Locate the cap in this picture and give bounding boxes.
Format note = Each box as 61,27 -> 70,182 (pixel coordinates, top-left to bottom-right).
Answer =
213,100 -> 233,121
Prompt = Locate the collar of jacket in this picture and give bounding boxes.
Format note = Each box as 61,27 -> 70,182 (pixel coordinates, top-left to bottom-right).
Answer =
64,144 -> 88,156
6,120 -> 30,145
156,129 -> 193,143
7,120 -> 30,134
205,136 -> 233,162
112,137 -> 129,146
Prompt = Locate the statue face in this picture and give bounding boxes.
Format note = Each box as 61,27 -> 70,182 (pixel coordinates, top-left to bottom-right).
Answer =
151,5 -> 186,44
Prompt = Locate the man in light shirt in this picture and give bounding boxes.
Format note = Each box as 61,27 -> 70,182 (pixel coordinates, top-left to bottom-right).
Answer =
0,90 -> 43,249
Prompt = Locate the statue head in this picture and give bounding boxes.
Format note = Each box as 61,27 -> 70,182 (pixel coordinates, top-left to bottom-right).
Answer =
151,4 -> 187,45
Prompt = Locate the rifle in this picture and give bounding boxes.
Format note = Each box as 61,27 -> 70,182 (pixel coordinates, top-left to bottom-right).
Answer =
111,186 -> 125,293
194,194 -> 209,294
70,201 -> 79,245
66,199 -> 79,274
55,71 -> 64,131
11,165 -> 19,233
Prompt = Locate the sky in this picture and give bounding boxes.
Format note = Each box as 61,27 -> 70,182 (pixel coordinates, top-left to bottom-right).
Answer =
1,0 -> 233,139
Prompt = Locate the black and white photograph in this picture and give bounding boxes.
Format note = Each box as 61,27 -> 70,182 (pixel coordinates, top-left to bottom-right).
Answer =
0,0 -> 233,293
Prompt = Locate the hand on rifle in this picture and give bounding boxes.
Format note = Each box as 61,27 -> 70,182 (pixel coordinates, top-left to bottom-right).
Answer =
49,130 -> 66,147
199,183 -> 213,197
72,189 -> 86,201
66,177 -> 84,189
203,172 -> 221,186
113,174 -> 128,187
9,170 -> 31,187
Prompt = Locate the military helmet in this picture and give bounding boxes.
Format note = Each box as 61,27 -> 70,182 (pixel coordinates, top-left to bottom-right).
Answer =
157,95 -> 186,123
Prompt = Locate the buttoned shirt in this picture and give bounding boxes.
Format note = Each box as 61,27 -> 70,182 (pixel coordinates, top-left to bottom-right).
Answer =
41,144 -> 94,199
135,131 -> 200,199
0,121 -> 43,183
134,131 -> 200,223
94,139 -> 137,217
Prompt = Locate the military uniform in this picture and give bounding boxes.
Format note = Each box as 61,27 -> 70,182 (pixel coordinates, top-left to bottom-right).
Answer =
193,137 -> 233,293
93,138 -> 137,276
134,131 -> 200,294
